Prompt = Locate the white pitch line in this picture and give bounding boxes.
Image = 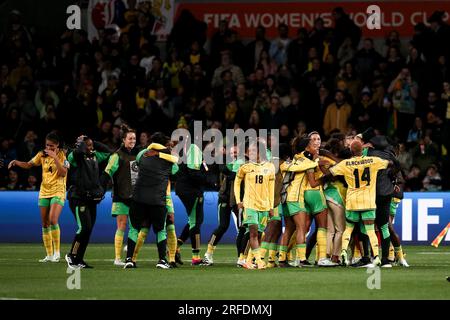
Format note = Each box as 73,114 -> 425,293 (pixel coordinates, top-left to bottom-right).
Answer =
416,252 -> 450,255
0,297 -> 35,300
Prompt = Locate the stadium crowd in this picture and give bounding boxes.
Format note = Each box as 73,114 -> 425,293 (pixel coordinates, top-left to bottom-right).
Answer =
0,4 -> 449,191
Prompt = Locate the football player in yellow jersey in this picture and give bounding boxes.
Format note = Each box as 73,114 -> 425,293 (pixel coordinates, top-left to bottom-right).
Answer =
259,143 -> 291,268
297,132 -> 336,267
321,138 -> 349,264
9,132 -> 69,262
328,140 -> 391,267
234,140 -> 275,270
278,136 -> 317,267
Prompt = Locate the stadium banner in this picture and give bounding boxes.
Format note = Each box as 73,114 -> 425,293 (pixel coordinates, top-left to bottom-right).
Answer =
175,1 -> 450,38
0,191 -> 449,245
88,0 -> 175,41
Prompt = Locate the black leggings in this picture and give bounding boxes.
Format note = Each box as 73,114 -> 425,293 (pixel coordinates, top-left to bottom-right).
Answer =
177,193 -> 204,251
68,199 -> 98,262
375,195 -> 392,260
128,201 -> 167,260
209,203 -> 238,246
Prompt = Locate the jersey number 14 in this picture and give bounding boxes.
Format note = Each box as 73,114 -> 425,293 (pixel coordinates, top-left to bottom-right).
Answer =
353,167 -> 371,188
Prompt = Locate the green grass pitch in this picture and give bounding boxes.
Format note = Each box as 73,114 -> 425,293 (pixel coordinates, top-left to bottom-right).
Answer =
0,244 -> 449,300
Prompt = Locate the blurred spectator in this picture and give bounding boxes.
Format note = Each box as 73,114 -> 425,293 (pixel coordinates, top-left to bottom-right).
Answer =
211,52 -> 245,88
388,68 -> 418,139
332,7 -> 361,49
246,26 -> 271,75
138,131 -> 151,149
404,164 -> 423,191
24,174 -> 38,191
269,24 -> 291,65
422,164 -> 442,191
397,142 -> 413,172
406,117 -> 423,144
412,135 -> 440,173
354,38 -> 382,85
0,169 -> 22,191
323,90 -> 352,137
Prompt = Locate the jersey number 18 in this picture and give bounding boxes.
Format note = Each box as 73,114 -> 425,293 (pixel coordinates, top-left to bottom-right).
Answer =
255,175 -> 264,184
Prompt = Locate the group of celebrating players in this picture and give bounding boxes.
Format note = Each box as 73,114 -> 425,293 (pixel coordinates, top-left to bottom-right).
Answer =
8,123 -> 410,270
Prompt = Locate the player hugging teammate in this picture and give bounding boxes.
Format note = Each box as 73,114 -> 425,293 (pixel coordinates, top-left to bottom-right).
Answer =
228,129 -> 410,270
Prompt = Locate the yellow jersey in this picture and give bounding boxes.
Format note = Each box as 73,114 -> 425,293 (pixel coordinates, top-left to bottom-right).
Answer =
234,161 -> 275,211
329,156 -> 388,211
298,152 -> 324,192
322,156 -> 347,203
280,153 -> 317,203
30,150 -> 69,199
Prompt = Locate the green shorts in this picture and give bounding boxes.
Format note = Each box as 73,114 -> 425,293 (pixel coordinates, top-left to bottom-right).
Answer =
244,208 -> 269,233
269,204 -> 282,222
324,187 -> 344,208
304,190 -> 327,215
390,200 -> 400,217
284,201 -> 305,217
346,210 -> 376,223
112,202 -> 130,216
38,196 -> 64,207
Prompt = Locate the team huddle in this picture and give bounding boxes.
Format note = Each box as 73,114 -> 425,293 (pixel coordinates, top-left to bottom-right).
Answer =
8,125 -> 410,270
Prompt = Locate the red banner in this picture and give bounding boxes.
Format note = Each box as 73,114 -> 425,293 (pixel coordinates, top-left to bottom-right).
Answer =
176,1 -> 450,38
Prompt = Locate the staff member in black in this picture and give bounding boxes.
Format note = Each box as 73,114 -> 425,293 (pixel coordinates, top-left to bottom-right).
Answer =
366,135 -> 401,267
65,136 -> 112,269
123,132 -> 179,269
175,139 -> 208,266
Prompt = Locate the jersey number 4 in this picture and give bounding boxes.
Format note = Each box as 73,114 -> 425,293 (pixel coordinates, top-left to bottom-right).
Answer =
255,175 -> 264,184
353,167 -> 370,188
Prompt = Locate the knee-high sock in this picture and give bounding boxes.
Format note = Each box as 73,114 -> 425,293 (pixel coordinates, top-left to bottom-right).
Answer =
388,243 -> 395,260
126,237 -> 136,260
394,245 -> 405,260
260,241 -> 269,259
114,229 -> 124,260
317,228 -> 327,260
132,228 -> 149,262
296,243 -> 306,261
268,243 -> 277,263
166,224 -> 177,263
278,245 -> 288,262
157,228 -> 168,261
365,224 -> 380,257
50,224 -> 60,254
380,223 -> 391,259
207,234 -> 216,255
341,222 -> 355,252
236,227 -> 246,257
42,227 -> 53,257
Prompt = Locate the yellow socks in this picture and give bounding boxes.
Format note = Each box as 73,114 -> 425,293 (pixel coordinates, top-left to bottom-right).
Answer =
296,244 -> 306,261
247,249 -> 254,263
341,222 -> 355,252
317,228 -> 327,260
278,245 -> 288,262
167,224 -> 177,263
268,243 -> 277,263
207,244 -> 215,255
389,243 -> 395,261
366,224 -> 380,257
260,241 -> 269,260
42,227 -> 53,257
114,229 -> 124,260
395,245 -> 404,260
132,228 -> 149,262
50,224 -> 60,255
